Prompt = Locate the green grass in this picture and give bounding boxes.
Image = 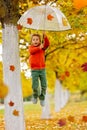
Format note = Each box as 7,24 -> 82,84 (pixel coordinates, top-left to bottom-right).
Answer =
24,102 -> 42,112
0,99 -> 87,116
0,101 -> 42,115
0,109 -> 4,115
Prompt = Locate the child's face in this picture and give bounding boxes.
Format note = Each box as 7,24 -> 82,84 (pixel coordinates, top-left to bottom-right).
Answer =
31,36 -> 40,46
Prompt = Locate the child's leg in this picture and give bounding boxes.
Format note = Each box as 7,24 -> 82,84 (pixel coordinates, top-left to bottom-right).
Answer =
31,70 -> 39,99
39,69 -> 47,100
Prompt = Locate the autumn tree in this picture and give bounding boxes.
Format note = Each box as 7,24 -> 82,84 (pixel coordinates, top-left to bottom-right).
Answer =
0,0 -> 58,129
0,0 -> 87,129
0,0 -> 26,130
18,0 -> 87,95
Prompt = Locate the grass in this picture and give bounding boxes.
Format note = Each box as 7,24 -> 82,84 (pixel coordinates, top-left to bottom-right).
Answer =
0,109 -> 4,115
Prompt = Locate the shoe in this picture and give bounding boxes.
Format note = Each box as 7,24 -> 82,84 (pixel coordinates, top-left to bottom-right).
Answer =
32,97 -> 38,104
40,100 -> 45,107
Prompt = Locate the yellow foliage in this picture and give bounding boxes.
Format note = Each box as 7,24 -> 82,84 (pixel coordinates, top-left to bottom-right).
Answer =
73,0 -> 87,9
21,72 -> 33,98
0,81 -> 8,98
46,69 -> 56,93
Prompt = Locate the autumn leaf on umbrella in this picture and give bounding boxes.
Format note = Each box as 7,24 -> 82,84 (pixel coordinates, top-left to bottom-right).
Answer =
27,18 -> 33,25
57,118 -> 66,127
47,14 -> 54,21
13,109 -> 19,116
17,24 -> 22,30
8,101 -> 14,107
9,65 -> 15,71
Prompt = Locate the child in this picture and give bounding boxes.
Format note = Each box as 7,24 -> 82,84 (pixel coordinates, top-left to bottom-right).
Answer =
29,33 -> 50,106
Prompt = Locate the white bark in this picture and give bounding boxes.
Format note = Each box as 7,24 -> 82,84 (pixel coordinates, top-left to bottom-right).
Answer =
54,79 -> 70,112
41,91 -> 51,119
60,88 -> 70,108
2,24 -> 25,130
54,79 -> 62,112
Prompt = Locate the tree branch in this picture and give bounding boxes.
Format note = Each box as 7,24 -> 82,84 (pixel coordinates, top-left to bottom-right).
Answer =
45,42 -> 87,59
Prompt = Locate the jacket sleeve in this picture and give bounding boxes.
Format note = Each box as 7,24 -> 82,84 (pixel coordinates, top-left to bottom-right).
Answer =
43,36 -> 50,50
29,46 -> 41,54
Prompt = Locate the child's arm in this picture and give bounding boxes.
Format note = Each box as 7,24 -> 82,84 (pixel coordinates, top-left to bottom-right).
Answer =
29,46 -> 41,54
43,33 -> 50,50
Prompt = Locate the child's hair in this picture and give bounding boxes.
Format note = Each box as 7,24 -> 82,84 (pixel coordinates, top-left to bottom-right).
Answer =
31,34 -> 41,42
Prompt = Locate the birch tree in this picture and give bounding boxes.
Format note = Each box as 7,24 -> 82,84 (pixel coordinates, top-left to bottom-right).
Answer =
0,0 -> 25,130
41,91 -> 51,119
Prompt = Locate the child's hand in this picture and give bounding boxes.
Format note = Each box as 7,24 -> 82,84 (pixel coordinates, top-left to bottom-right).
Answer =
40,44 -> 44,49
43,31 -> 46,38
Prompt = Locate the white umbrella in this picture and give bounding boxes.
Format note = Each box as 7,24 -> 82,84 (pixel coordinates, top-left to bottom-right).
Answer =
17,5 -> 71,31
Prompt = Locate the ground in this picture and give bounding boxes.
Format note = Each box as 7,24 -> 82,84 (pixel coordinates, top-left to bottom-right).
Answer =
0,95 -> 87,130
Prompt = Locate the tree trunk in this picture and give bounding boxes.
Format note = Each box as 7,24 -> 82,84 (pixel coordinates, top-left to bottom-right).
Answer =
41,91 -> 51,119
54,79 -> 70,112
54,79 -> 62,112
2,24 -> 25,130
60,88 -> 69,108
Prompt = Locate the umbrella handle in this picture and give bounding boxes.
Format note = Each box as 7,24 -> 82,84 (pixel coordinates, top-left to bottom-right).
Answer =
42,31 -> 46,43
43,5 -> 46,31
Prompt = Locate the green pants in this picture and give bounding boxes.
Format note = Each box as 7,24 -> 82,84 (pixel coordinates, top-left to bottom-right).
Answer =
31,69 -> 47,100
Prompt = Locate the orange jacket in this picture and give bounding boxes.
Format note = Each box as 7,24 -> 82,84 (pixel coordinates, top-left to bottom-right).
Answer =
29,36 -> 50,70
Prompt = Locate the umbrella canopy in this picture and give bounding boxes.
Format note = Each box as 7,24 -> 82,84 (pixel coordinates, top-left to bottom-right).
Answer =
18,5 -> 71,31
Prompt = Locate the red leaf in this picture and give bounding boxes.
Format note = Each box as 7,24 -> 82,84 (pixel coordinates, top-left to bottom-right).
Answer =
82,67 -> 87,72
8,101 -> 14,107
82,116 -> 87,122
27,18 -> 33,25
9,65 -> 15,71
57,118 -> 66,127
47,14 -> 54,21
65,71 -> 70,77
17,24 -> 22,30
59,74 -> 66,81
81,63 -> 87,72
81,63 -> 87,67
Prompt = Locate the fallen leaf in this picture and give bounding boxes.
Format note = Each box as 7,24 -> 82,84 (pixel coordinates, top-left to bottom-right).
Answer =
68,115 -> 75,122
82,115 -> 87,122
57,118 -> 66,127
